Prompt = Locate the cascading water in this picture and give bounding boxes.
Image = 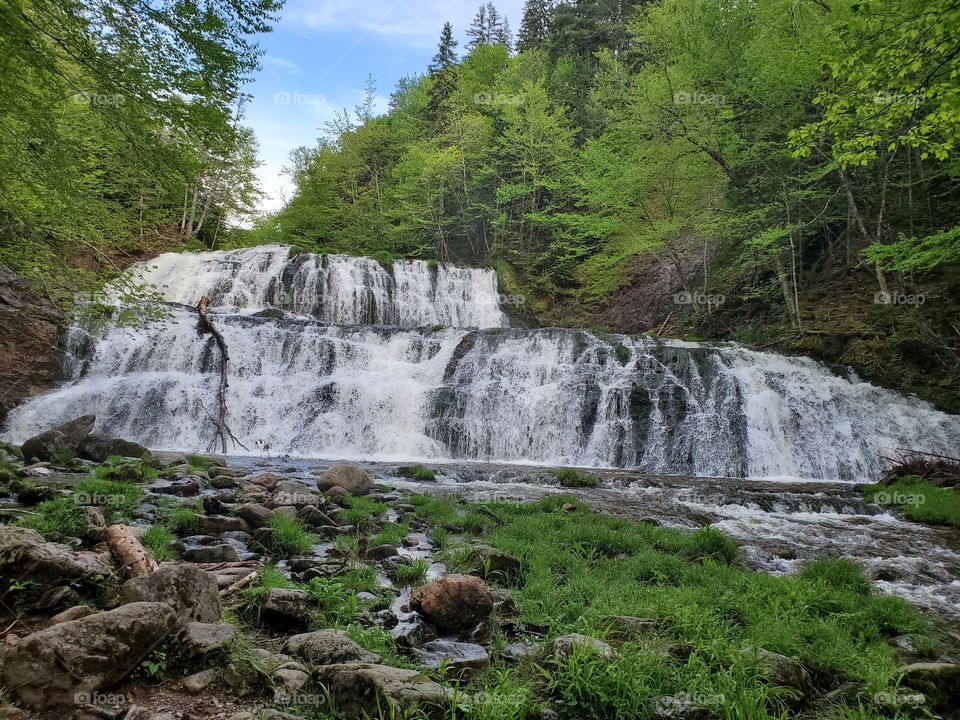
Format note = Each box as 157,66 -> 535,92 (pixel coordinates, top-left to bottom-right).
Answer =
3,245 -> 959,481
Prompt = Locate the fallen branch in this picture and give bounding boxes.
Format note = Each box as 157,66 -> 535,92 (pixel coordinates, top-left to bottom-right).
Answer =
105,524 -> 158,578
196,296 -> 247,453
219,570 -> 259,597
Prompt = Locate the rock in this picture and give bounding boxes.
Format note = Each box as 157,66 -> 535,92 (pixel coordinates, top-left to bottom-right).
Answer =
744,645 -> 811,698
467,545 -> 521,576
196,515 -> 250,535
248,472 -> 280,490
561,503 -> 577,512
202,495 -> 230,515
33,585 -> 79,612
238,502 -> 274,528
181,668 -> 216,694
324,485 -> 348,501
272,667 -> 310,704
297,505 -> 336,528
210,475 -> 239,489
20,415 -> 95,463
79,433 -> 149,462
410,574 -> 494,634
544,634 -> 614,662
148,452 -> 188,469
650,695 -> 711,720
409,640 -> 490,680
50,605 -> 95,624
286,629 -> 381,664
179,622 -> 236,657
272,480 -> 324,508
314,464 -> 373,496
313,663 -> 451,718
187,453 -> 226,468
182,544 -> 240,563
16,484 -> 55,505
262,588 -> 316,629
2,602 -> 177,709
896,662 -> 960,710
0,526 -> 113,585
502,641 -> 538,661
209,466 -> 247,479
120,564 -> 221,622
597,615 -> 659,641
366,544 -> 399,561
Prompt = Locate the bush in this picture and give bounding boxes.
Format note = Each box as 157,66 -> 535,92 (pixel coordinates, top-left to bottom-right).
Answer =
555,468 -> 599,488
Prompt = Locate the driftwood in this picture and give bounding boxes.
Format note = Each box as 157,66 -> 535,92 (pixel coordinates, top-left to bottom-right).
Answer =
195,296 -> 246,453
219,570 -> 259,597
105,524 -> 158,578
190,560 -> 260,571
880,448 -> 960,487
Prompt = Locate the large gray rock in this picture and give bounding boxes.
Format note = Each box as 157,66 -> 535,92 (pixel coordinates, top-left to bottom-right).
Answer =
195,515 -> 250,535
544,633 -> 614,662
20,415 -> 95,462
2,602 -> 177,709
286,630 -> 381,665
0,526 -> 112,584
262,588 -> 316,629
313,464 -> 372,496
120,564 -> 221,622
313,663 -> 451,718
178,622 -> 236,658
272,480 -> 324,508
238,503 -> 274,528
410,574 -> 494,633
409,640 -> 490,680
79,433 -> 150,462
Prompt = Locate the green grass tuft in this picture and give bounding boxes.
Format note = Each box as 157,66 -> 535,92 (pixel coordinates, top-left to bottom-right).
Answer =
863,477 -> 960,527
142,524 -> 175,561
263,512 -> 315,556
554,467 -> 599,488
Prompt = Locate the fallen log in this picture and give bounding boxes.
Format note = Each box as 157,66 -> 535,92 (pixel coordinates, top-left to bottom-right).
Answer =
105,524 -> 158,578
219,570 -> 259,597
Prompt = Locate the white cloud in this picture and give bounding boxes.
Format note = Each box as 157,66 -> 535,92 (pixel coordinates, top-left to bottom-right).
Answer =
263,56 -> 302,75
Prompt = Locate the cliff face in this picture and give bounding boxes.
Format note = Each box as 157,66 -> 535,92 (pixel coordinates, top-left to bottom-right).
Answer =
0,264 -> 63,425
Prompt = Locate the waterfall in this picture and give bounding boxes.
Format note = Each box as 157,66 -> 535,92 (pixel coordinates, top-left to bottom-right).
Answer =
3,246 -> 958,481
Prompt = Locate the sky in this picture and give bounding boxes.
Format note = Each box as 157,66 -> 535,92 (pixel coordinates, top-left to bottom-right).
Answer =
243,0 -> 526,214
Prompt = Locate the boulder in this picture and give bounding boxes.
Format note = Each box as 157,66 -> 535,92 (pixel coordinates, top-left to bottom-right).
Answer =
79,433 -> 149,462
272,480 -> 324,508
182,544 -> 240,563
120,564 -> 221,622
178,622 -> 236,658
409,640 -> 490,680
262,588 -> 316,629
209,466 -> 247,479
50,605 -> 95,624
195,515 -> 250,535
148,452 -> 188,469
314,464 -> 372,496
181,668 -> 216,694
248,472 -> 280,490
238,502 -> 274,528
410,574 -> 494,634
2,601 -> 177,709
544,634 -> 614,662
393,617 -> 438,648
312,663 -> 451,718
297,505 -> 337,528
467,545 -> 521,576
744,645 -> 811,698
896,662 -> 960,710
286,630 -> 381,665
366,544 -> 399,561
0,526 -> 112,585
20,415 -> 95,462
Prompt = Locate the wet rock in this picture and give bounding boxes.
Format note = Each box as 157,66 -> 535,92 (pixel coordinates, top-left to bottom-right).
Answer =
544,634 -> 614,662
202,495 -> 230,515
248,472 -> 280,490
744,645 -> 811,698
120,564 -> 221,622
196,515 -> 250,535
313,663 -> 450,718
324,486 -> 348,502
896,662 -> 960,710
79,434 -> 149,462
314,464 -> 372,496
410,574 -> 494,634
179,622 -> 236,657
152,479 -> 200,497
182,543 -> 240,563
148,452 -> 188,469
210,475 -> 239,490
286,629 -> 381,664
409,640 -> 489,680
20,415 -> 95,463
393,617 -> 439,648
181,668 -> 216,694
2,602 -> 177,709
209,466 -> 247,479
272,480 -> 324,508
0,526 -> 113,585
262,588 -> 316,629
366,544 -> 399,561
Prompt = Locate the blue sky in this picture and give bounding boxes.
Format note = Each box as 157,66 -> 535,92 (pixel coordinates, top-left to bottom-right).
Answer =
244,0 -> 526,213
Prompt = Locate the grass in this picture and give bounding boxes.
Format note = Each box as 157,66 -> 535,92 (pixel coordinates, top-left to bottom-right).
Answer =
15,496 -> 87,537
863,476 -> 960,528
393,557 -> 429,585
142,524 -> 175,561
554,467 -> 599,488
74,477 -> 143,522
402,464 -> 438,481
155,498 -> 202,535
390,494 -> 934,719
262,513 -> 316,556
339,495 -> 388,527
95,456 -> 158,483
370,522 -> 411,547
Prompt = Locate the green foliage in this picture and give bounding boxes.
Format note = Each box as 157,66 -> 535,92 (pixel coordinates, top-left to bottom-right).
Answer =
393,557 -> 429,586
863,478 -> 960,528
95,457 -> 157,484
74,477 -> 144,522
15,496 -> 87,537
156,498 -> 202,535
142,524 -> 175,562
339,496 -> 388,527
263,513 -> 316,556
403,464 -> 438,481
554,467 -> 599,488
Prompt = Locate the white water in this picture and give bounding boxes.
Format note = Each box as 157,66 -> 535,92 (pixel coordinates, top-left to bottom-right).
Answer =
3,246 -> 959,481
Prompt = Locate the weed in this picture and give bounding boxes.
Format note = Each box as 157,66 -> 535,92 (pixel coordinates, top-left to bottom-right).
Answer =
263,513 -> 315,556
142,524 -> 175,561
554,468 -> 599,488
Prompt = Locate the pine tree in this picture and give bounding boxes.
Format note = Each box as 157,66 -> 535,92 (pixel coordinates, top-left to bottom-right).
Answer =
467,5 -> 489,50
430,22 -> 459,71
517,0 -> 551,52
495,16 -> 513,50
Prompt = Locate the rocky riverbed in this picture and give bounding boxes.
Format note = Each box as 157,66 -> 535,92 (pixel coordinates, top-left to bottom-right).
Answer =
2,419 -> 960,720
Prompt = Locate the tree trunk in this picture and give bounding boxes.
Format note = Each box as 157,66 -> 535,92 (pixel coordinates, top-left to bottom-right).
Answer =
106,524 -> 158,578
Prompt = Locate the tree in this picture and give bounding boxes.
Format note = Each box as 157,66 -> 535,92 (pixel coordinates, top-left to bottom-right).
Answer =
517,0 -> 551,51
428,23 -> 460,120
467,5 -> 490,50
